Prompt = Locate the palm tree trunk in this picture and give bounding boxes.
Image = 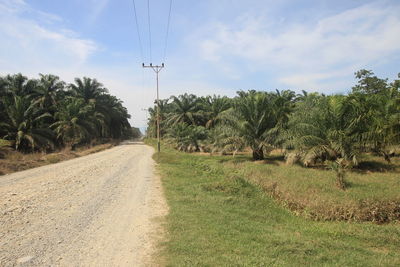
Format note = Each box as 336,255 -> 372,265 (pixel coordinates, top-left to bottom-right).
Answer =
382,151 -> 391,163
252,148 -> 264,160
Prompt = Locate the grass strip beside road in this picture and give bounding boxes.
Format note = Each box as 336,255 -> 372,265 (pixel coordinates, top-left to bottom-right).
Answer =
153,144 -> 400,266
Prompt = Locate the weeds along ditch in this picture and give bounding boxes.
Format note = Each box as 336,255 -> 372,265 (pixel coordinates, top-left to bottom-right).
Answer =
222,156 -> 400,223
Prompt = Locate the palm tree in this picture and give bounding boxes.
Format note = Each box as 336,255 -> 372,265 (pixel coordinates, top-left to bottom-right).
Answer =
208,125 -> 245,156
225,91 -> 277,160
33,74 -> 65,109
69,77 -> 108,103
51,98 -> 98,149
2,73 -> 37,97
359,86 -> 400,162
284,94 -> 364,189
146,99 -> 171,138
201,95 -> 232,129
166,122 -> 207,152
2,95 -> 54,151
0,77 -> 7,137
167,93 -> 201,126
285,94 -> 362,165
0,76 -> 6,96
96,94 -> 131,139
267,90 -> 296,148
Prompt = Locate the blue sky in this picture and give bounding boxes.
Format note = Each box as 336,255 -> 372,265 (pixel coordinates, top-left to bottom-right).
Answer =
0,0 -> 399,128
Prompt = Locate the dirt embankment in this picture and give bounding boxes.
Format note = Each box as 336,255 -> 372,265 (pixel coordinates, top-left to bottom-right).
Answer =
0,142 -> 119,176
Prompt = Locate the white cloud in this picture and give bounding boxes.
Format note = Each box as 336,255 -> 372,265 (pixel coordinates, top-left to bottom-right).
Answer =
0,0 -> 217,129
87,0 -> 109,25
196,2 -> 400,92
0,0 -> 97,69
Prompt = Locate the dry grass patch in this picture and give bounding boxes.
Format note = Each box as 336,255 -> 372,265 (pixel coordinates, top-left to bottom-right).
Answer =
0,143 -> 117,175
221,154 -> 400,223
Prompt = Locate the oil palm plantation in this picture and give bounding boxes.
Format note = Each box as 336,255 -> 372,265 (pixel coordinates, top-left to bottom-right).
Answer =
0,73 -> 132,152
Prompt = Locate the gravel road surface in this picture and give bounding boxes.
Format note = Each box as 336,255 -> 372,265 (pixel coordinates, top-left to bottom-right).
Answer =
0,142 -> 167,266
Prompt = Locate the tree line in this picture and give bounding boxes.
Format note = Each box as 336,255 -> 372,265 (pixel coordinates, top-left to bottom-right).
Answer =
146,70 -> 399,188
0,73 -> 132,152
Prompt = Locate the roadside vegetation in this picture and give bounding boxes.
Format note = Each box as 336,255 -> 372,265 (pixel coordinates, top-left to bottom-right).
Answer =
0,73 -> 133,153
146,70 -> 400,223
150,142 -> 400,266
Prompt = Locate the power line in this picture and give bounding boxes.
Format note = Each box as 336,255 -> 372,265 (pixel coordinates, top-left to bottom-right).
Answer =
163,0 -> 173,63
131,0 -> 144,62
147,0 -> 152,62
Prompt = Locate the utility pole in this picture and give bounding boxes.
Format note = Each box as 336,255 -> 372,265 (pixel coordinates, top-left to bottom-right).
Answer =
142,63 -> 164,153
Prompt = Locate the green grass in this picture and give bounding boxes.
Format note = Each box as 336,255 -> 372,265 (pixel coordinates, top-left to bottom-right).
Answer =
152,144 -> 400,266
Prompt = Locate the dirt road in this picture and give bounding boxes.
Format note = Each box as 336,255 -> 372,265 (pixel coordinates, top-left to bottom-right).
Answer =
0,142 -> 167,266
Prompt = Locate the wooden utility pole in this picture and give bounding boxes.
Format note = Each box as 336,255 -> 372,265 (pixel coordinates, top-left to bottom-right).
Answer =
142,63 -> 164,152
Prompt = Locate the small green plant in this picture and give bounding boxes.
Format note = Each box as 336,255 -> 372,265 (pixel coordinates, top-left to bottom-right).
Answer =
0,139 -> 11,147
329,159 -> 348,190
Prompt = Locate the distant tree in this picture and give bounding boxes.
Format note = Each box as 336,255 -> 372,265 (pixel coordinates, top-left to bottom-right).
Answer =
130,127 -> 142,139
352,69 -> 389,94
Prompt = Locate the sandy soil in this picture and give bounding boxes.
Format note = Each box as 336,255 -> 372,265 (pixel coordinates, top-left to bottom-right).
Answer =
0,142 -> 168,266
